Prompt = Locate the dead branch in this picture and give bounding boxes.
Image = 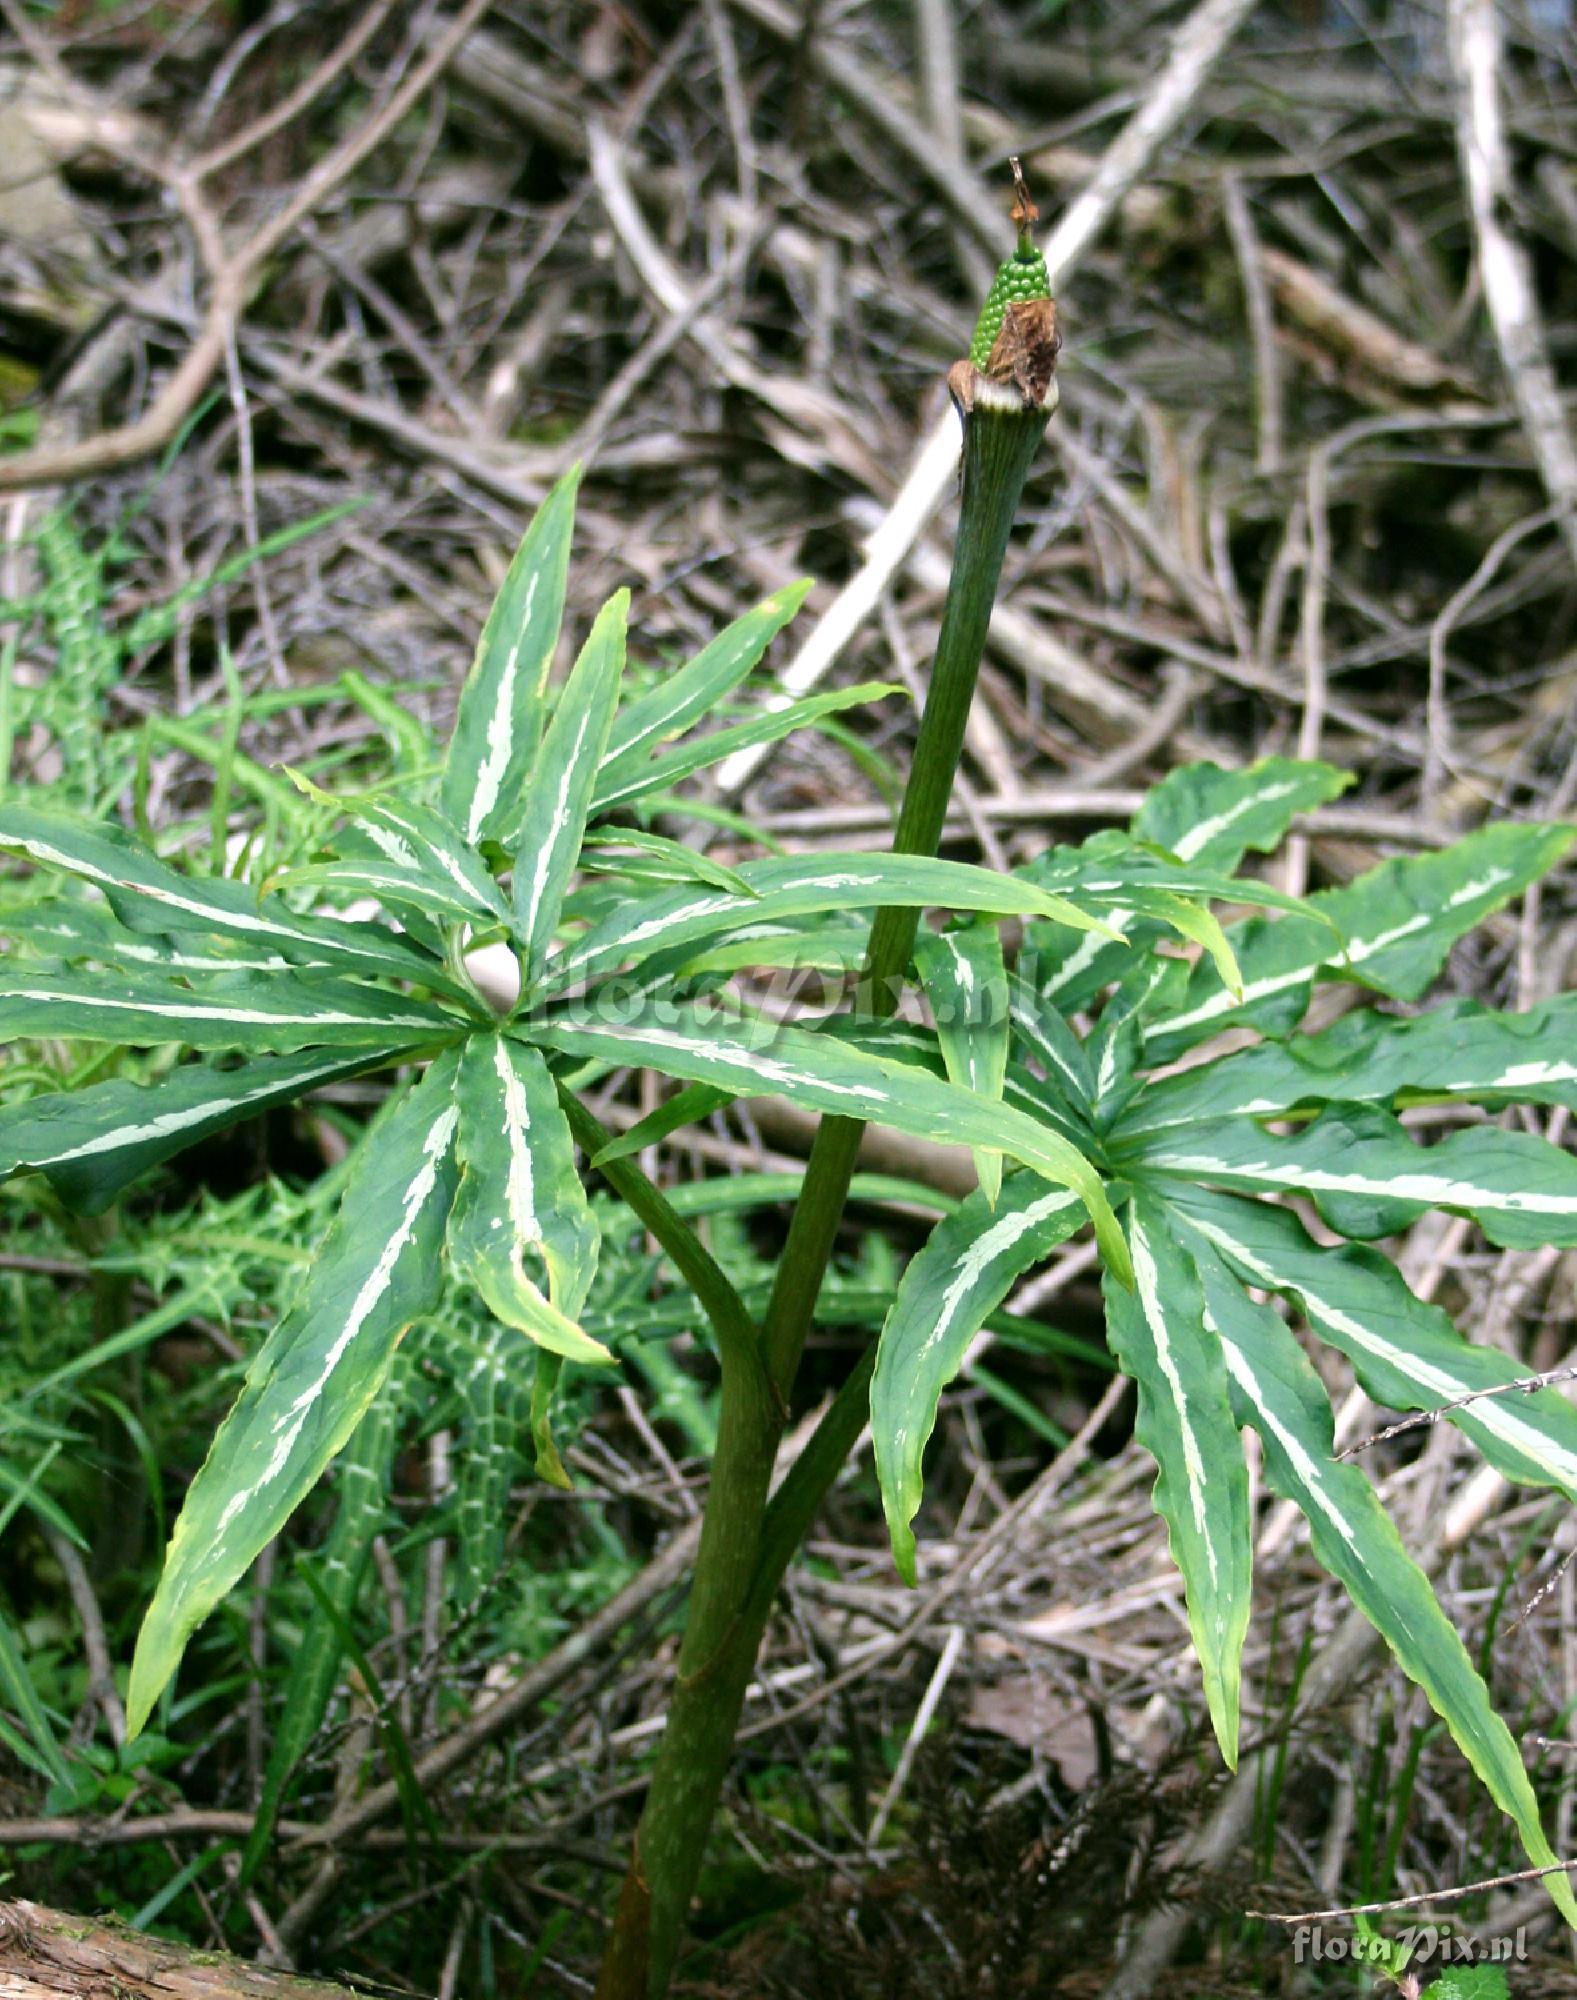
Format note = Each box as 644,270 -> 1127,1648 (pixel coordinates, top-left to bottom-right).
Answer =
0,0 -> 492,493
1447,0 -> 1577,573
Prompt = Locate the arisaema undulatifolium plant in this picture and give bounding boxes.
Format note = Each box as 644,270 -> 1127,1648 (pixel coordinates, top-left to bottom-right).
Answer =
870,754 -> 1577,1918
0,455 -> 1253,1740
1,152 -> 1574,1978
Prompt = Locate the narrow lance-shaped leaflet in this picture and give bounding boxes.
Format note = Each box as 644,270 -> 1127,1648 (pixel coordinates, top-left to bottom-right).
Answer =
0,804 -> 448,989
238,1362 -> 408,1888
872,1172 -> 1086,1583
1121,993 -> 1577,1136
542,849 -> 1117,999
1142,821 -> 1574,1063
1101,1195 -> 1252,1765
532,999 -> 1129,1283
915,920 -> 1010,1205
588,682 -> 903,816
600,579 -> 810,771
1123,1102 -> 1577,1250
447,1032 -> 607,1365
0,967 -> 461,1054
1165,1185 -> 1577,1499
440,464 -> 580,845
126,1051 -> 464,1737
1017,758 -> 1349,1009
512,588 -> 629,990
1184,1229 -> 1577,1924
0,1047 -> 424,1216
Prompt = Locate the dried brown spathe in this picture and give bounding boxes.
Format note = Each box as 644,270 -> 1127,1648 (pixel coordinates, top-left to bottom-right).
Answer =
948,298 -> 1062,425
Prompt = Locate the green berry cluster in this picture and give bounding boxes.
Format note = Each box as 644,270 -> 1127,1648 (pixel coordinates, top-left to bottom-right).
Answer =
967,244 -> 1052,370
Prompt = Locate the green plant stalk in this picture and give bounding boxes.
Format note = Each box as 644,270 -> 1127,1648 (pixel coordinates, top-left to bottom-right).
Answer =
594,388 -> 1053,2000
74,1207 -> 144,1583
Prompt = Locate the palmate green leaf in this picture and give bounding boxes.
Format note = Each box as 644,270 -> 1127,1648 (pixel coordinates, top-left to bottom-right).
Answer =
915,921 -> 1010,1204
871,1173 -> 1085,1583
0,967 -> 460,1053
1124,1103 -> 1577,1250
1187,1235 -> 1577,1925
0,806 -> 451,993
238,1361 -> 407,1889
543,851 -> 1117,998
440,465 -> 580,846
125,1052 -> 463,1738
513,590 -> 629,989
448,1033 -> 608,1364
0,1047 -> 411,1215
601,580 -> 810,771
1144,821 -> 1574,1063
531,998 -> 1130,1282
771,1008 -> 1096,1154
1123,994 -> 1577,1136
589,682 -> 905,815
1102,1195 -> 1251,1765
1165,1186 -> 1577,1498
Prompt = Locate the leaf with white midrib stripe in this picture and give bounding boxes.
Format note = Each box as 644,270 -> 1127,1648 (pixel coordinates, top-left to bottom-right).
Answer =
0,805 -> 449,991
126,1051 -> 463,1738
271,858 -> 495,930
1163,1185 -> 1577,1498
915,921 -> 1010,1204
1123,995 -> 1577,1135
1016,759 -> 1351,1016
448,1033 -> 606,1363
1142,821 -> 1574,1063
440,465 -> 580,846
0,1047 -> 411,1215
530,998 -> 1130,1283
601,580 -> 810,771
513,589 -> 628,990
0,967 -> 462,1053
581,827 -> 755,897
541,851 -> 1118,998
5,899 -> 321,977
239,1362 -> 408,1887
1007,976 -> 1096,1116
1102,1195 -> 1252,1765
330,797 -> 509,929
588,682 -> 905,815
1123,1103 -> 1577,1250
872,1172 -> 1086,1583
1186,1230 -> 1577,1927
1131,757 -> 1353,869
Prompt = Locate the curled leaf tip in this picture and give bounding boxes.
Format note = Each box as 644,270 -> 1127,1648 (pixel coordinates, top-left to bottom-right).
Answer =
1008,154 -> 1039,251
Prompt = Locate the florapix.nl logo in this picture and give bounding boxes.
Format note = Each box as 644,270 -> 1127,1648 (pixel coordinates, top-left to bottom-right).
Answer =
1290,1922 -> 1525,1996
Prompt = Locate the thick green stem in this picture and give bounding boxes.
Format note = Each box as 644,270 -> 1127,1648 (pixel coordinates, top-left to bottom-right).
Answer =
594,390 -> 1052,2000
